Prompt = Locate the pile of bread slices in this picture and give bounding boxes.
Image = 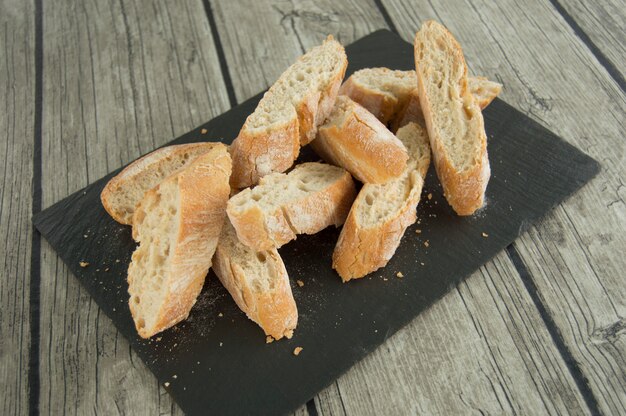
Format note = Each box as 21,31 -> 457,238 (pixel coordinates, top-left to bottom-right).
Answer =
100,21 -> 502,341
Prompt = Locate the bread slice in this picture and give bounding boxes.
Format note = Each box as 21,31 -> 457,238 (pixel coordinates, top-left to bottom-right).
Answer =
213,222 -> 297,340
101,143 -> 220,225
340,68 -> 501,132
227,162 -> 356,251
127,144 -> 231,338
333,122 -> 430,281
414,21 -> 490,215
339,68 -> 416,125
311,96 -> 409,184
229,36 -> 347,189
468,76 -> 503,109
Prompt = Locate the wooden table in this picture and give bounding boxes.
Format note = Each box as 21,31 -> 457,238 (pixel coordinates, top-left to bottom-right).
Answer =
2,0 -> 624,414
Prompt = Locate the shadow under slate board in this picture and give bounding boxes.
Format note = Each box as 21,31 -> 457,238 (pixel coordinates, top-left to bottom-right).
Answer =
33,30 -> 599,415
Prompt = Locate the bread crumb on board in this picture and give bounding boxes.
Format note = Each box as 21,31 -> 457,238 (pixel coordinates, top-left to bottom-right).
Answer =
79,261 -> 89,268
266,336 -> 274,344
296,280 -> 304,287
218,312 -> 223,317
293,347 -> 303,356
201,128 -> 208,134
164,382 -> 170,387
427,193 -> 433,200
285,330 -> 294,339
482,232 -> 489,237
396,272 -> 404,278
424,241 -> 429,248
415,229 -> 422,234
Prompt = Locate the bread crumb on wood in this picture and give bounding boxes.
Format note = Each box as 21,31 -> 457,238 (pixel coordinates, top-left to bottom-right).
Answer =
201,128 -> 208,134
79,261 -> 89,268
396,272 -> 404,278
296,280 -> 304,287
266,336 -> 274,344
293,347 -> 303,356
482,232 -> 489,237
424,241 -> 429,247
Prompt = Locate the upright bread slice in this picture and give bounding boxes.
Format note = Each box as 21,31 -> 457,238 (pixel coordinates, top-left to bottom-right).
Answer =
101,143 -> 220,225
340,68 -> 501,131
227,162 -> 356,252
339,68 -> 416,125
128,144 -> 231,338
333,122 -> 431,281
414,21 -> 490,215
230,36 -> 347,189
213,222 -> 297,340
311,96 -> 408,184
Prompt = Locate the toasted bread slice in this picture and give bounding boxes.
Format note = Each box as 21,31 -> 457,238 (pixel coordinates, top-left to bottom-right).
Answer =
230,36 -> 347,189
414,21 -> 490,215
227,162 -> 356,251
101,143 -> 220,225
311,96 -> 409,184
127,144 -> 231,338
213,222 -> 297,340
333,122 -> 430,281
340,68 -> 501,132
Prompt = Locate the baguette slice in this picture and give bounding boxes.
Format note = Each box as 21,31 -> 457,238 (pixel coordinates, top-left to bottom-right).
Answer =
468,76 -> 503,109
213,222 -> 297,340
230,36 -> 347,189
227,162 -> 356,252
101,143 -> 221,225
333,122 -> 430,281
414,21 -> 490,215
128,144 -> 231,338
340,68 -> 501,131
339,68 -> 416,125
311,96 -> 409,184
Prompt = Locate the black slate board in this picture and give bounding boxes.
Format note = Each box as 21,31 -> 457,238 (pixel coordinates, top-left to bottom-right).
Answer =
33,30 -> 599,416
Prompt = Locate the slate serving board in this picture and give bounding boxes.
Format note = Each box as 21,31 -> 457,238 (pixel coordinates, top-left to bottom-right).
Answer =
33,30 -> 599,415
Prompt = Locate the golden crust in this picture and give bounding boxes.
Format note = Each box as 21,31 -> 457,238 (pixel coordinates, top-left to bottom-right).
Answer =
312,97 -> 409,184
212,229 -> 297,340
129,144 -> 232,338
227,164 -> 357,252
415,21 -> 490,216
101,142 -> 220,225
339,76 -> 399,124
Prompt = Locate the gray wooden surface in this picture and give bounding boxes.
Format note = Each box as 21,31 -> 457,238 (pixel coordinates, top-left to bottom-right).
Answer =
1,0 -> 624,414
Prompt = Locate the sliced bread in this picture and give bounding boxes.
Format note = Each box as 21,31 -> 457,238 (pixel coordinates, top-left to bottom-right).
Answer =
333,122 -> 431,281
339,68 -> 416,125
213,222 -> 297,340
414,21 -> 490,215
311,95 -> 409,184
227,162 -> 356,252
128,144 -> 231,338
230,36 -> 347,189
340,67 -> 501,132
101,142 -> 220,225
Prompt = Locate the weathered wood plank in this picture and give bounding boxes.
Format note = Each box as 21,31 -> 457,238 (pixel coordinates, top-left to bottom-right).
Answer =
559,0 -> 625,84
39,0 -> 229,414
0,1 -> 35,415
381,0 -> 626,414
212,1 -> 591,414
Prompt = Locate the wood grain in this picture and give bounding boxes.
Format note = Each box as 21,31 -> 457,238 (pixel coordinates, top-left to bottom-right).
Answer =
39,0 -> 229,414
381,0 -> 626,414
212,0 -> 592,414
0,1 -> 35,415
559,0 -> 625,85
